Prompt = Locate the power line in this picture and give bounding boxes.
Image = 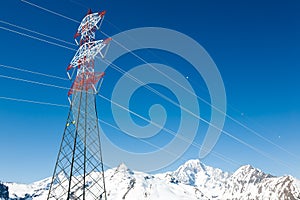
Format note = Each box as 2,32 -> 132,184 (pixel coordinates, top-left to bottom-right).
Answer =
97,16 -> 300,161
0,19 -> 298,164
98,115 -> 239,167
0,96 -> 68,108
98,93 -> 238,164
0,73 -> 69,90
8,1 -> 300,166
101,59 -> 294,170
0,63 -> 69,81
0,19 -> 76,47
20,0 -> 80,23
3,15 -> 294,162
0,26 -> 77,51
0,21 -> 295,170
0,72 -> 239,167
0,94 -> 238,167
100,31 -> 300,161
0,71 -> 294,170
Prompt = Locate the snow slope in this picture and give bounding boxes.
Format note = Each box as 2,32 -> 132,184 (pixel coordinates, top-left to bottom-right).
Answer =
3,159 -> 300,200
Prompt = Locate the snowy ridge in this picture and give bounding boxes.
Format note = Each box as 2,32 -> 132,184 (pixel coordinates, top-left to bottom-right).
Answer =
2,159 -> 300,200
222,165 -> 300,199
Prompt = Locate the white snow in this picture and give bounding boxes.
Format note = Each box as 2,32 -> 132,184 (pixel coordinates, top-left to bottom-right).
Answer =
3,159 -> 300,200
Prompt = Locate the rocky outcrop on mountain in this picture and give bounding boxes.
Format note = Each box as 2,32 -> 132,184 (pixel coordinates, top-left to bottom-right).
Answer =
0,183 -> 9,200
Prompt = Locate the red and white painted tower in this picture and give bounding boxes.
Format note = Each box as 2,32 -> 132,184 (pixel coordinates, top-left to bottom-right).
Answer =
47,9 -> 111,200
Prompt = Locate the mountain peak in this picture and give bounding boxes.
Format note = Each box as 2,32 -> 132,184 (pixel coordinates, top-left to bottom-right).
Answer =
236,164 -> 256,172
171,159 -> 205,185
115,162 -> 134,175
229,164 -> 273,189
117,162 -> 128,171
178,159 -> 205,172
183,159 -> 201,165
234,164 -> 272,178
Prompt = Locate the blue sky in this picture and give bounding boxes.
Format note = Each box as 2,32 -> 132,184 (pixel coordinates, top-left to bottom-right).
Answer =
0,0 -> 299,183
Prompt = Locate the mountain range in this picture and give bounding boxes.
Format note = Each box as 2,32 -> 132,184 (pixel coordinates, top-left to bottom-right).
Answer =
1,159 -> 300,199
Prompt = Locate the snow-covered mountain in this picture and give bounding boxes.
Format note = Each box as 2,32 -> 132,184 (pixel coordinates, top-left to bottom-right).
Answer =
2,159 -> 300,200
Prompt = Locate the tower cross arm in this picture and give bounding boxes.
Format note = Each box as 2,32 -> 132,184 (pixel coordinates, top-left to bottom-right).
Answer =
67,38 -> 111,71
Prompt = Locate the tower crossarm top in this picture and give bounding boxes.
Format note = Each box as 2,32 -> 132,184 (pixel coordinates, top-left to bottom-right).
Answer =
74,9 -> 106,44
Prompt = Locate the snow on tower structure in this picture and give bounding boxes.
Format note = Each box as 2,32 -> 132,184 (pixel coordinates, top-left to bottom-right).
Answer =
47,9 -> 111,200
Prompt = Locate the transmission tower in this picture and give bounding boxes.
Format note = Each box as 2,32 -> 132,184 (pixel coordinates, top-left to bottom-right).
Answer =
47,9 -> 111,200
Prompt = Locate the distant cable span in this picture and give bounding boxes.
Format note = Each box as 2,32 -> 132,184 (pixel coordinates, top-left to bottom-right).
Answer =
0,64 -> 69,81
20,0 -> 80,23
0,73 -> 239,167
7,0 -> 300,166
0,71 -> 293,170
0,26 -> 76,51
0,94 -> 237,167
0,19 -> 76,47
0,96 -> 68,108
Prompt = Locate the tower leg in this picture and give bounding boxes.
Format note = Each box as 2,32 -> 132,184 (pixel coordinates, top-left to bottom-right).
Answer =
47,89 -> 107,200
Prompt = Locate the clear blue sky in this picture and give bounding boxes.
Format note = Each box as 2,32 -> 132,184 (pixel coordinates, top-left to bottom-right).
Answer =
0,0 -> 299,183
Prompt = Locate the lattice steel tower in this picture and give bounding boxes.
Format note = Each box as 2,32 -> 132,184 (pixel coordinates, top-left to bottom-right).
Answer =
47,9 -> 111,200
